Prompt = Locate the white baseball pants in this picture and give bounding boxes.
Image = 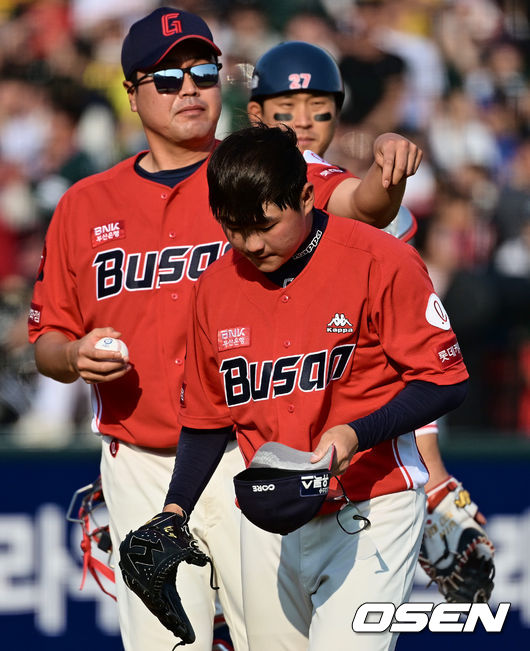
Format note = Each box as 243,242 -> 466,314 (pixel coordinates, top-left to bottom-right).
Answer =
240,488 -> 426,650
100,436 -> 248,651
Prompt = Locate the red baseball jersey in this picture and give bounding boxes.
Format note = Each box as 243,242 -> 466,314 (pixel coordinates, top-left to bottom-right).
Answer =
179,215 -> 468,502
28,152 -> 229,448
304,150 -> 357,209
307,152 -> 435,437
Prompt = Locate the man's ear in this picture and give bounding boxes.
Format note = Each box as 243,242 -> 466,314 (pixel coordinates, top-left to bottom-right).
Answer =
247,101 -> 264,124
301,182 -> 315,214
123,80 -> 138,112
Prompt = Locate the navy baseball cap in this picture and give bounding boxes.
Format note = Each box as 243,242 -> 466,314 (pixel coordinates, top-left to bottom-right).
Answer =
234,442 -> 335,535
121,6 -> 222,80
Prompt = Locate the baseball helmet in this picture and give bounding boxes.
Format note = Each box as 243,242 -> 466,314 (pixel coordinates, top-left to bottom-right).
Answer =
250,41 -> 344,109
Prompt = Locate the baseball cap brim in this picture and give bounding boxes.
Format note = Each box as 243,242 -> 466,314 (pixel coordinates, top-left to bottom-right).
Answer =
248,441 -> 335,472
149,34 -> 221,68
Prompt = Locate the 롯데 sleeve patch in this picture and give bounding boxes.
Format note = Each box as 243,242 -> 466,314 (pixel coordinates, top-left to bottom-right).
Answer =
28,302 -> 42,326
435,335 -> 463,369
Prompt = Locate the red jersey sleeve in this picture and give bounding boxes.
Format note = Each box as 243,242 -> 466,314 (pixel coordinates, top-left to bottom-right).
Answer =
304,150 -> 357,210
368,241 -> 468,385
179,280 -> 234,429
28,192 -> 84,342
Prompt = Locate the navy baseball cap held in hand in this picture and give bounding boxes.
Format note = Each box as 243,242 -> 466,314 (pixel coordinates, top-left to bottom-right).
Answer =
234,442 -> 335,535
121,6 -> 222,80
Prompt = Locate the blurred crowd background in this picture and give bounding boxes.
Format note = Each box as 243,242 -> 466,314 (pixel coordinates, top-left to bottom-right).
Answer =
0,0 -> 529,447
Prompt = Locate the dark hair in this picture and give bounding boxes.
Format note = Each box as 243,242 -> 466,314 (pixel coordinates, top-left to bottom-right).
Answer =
208,124 -> 307,228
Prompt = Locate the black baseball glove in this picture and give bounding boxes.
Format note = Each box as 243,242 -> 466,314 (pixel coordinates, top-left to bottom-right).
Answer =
419,477 -> 495,603
119,511 -> 214,646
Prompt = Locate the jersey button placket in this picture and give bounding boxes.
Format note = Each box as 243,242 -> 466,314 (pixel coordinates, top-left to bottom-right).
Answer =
278,293 -> 296,420
160,191 -> 181,337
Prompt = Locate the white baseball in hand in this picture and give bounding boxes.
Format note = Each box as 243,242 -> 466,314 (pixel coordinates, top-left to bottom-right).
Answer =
95,337 -> 129,359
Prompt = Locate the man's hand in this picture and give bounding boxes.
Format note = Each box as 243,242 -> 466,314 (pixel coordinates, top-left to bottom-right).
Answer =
373,133 -> 423,189
311,424 -> 359,475
68,327 -> 130,384
341,132 -> 423,228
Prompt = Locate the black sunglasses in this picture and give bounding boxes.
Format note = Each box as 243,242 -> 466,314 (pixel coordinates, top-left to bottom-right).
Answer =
132,62 -> 222,94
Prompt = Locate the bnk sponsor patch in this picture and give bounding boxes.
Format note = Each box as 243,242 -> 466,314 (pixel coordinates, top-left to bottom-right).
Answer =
218,326 -> 251,351
91,221 -> 126,247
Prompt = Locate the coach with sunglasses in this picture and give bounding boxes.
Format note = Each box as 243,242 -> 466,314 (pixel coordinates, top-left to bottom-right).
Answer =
27,7 -> 247,651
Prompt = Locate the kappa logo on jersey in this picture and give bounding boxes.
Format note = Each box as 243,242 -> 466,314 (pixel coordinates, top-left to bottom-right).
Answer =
326,313 -> 354,333
220,344 -> 355,407
91,221 -> 126,248
28,302 -> 42,326
92,242 -> 229,299
436,335 -> 463,370
218,327 -> 251,351
161,13 -> 182,36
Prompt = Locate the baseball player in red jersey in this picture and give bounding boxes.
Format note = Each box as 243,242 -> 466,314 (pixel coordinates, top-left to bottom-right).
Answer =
247,41 -> 422,226
161,124 -> 469,650
246,41 -> 482,529
27,8 -> 247,651
25,10 -> 427,651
